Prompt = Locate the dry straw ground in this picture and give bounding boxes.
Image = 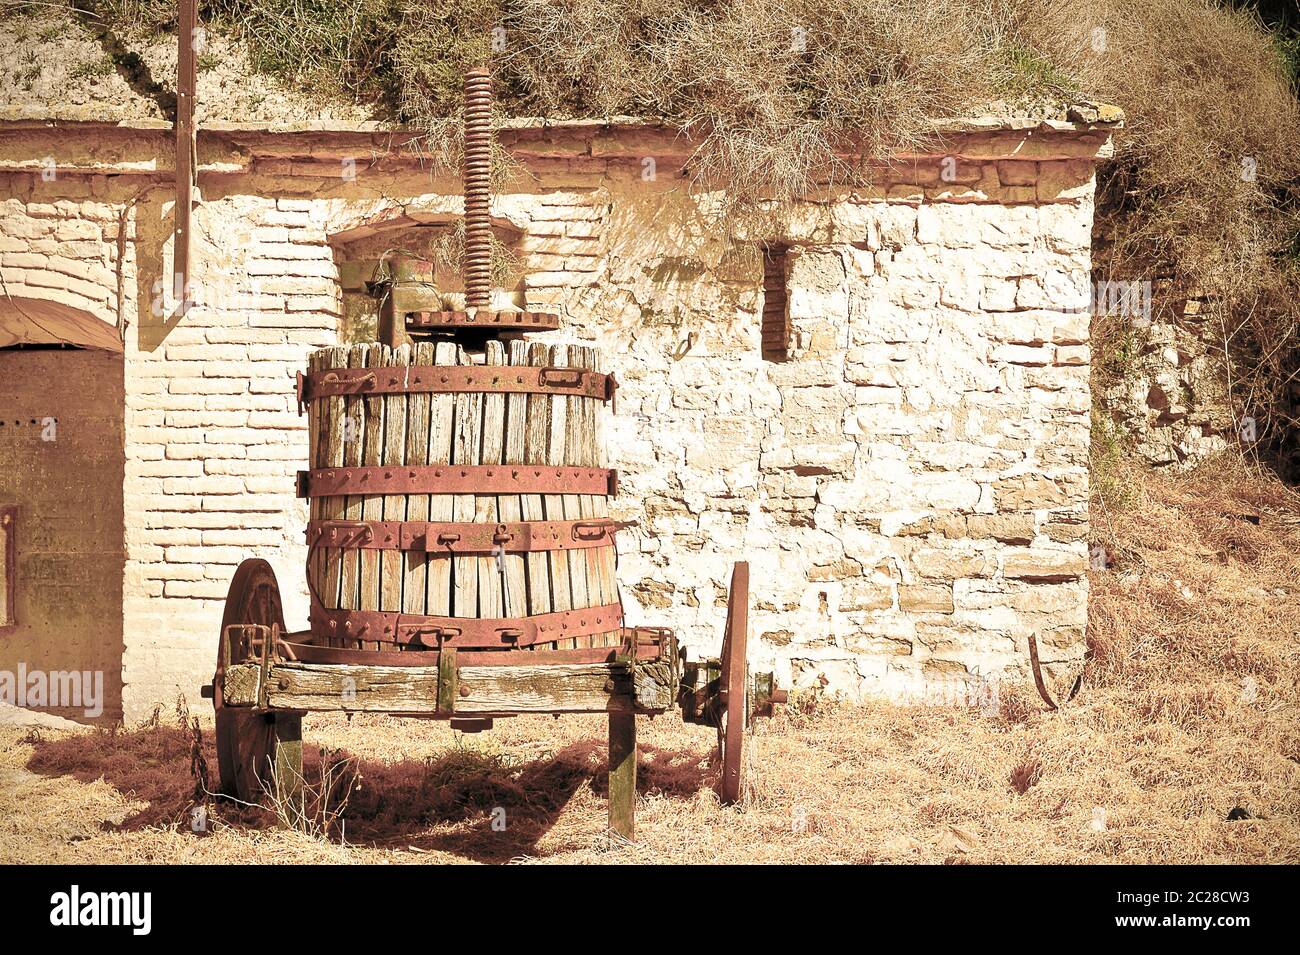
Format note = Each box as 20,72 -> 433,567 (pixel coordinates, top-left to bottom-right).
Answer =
1,456 -> 1296,865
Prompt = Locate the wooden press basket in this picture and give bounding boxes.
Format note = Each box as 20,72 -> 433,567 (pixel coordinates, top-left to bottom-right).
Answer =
295,338 -> 628,665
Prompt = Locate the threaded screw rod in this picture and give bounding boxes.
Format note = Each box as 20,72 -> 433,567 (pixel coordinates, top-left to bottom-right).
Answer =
463,68 -> 494,311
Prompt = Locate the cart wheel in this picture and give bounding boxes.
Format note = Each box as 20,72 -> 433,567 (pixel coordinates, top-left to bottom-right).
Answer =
718,561 -> 750,804
213,559 -> 285,802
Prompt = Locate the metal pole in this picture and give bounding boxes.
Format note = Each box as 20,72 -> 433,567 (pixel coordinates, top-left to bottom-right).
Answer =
175,0 -> 197,318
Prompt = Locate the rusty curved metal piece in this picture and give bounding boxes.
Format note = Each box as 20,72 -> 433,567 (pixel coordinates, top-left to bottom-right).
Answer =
1026,632 -> 1059,710
1028,632 -> 1082,711
308,600 -> 624,650
296,465 -> 618,499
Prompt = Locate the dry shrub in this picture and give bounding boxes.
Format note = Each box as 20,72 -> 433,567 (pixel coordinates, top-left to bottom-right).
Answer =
997,681 -> 1040,725
267,746 -> 360,839
533,0 -> 1009,196
503,0 -> 657,119
1021,0 -> 1300,458
389,0 -> 498,121
1091,1 -> 1297,294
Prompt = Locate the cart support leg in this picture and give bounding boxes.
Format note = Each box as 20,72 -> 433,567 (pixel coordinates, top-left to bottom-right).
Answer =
608,712 -> 636,840
272,713 -> 303,810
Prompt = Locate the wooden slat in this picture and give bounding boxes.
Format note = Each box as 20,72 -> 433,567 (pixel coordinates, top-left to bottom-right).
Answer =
564,348 -> 595,647
425,342 -> 457,616
359,345 -> 385,646
522,341 -> 553,623
582,346 -> 620,648
321,346 -> 349,630
476,341 -> 506,618
305,348 -> 321,622
223,660 -> 674,715
380,344 -> 408,614
402,342 -> 433,618
565,345 -> 593,648
451,346 -> 481,617
339,344 -> 367,612
544,343 -> 573,647
500,340 -> 530,621
584,344 -> 608,616
595,348 -> 619,633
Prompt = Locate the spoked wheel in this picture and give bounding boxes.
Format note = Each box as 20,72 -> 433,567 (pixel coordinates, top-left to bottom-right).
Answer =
717,561 -> 750,805
213,559 -> 289,802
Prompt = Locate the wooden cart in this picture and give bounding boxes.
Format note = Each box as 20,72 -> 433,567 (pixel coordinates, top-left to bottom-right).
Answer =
206,559 -> 779,838
201,68 -> 784,839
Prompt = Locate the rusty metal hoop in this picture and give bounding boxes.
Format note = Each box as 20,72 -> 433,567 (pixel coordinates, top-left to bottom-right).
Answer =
405,310 -> 561,333
213,559 -> 289,802
718,561 -> 750,805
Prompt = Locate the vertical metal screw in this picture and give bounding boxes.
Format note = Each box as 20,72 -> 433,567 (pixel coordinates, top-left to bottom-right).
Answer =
463,68 -> 494,311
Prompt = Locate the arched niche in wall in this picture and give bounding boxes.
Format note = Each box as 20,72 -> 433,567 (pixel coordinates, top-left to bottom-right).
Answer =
326,207 -> 526,344
0,296 -> 124,353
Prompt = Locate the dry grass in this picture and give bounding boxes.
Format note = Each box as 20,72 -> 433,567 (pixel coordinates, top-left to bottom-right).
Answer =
503,0 -> 1014,196
2,457 -> 1296,865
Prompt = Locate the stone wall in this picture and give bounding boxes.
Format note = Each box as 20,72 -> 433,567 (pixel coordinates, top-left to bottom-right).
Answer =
0,118 -> 1110,718
593,184 -> 1094,703
1097,288 -> 1235,468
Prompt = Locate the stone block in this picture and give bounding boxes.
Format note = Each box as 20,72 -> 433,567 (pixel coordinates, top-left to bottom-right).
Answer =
967,514 -> 1036,543
1001,548 -> 1086,581
899,584 -> 955,613
994,474 -> 1069,509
